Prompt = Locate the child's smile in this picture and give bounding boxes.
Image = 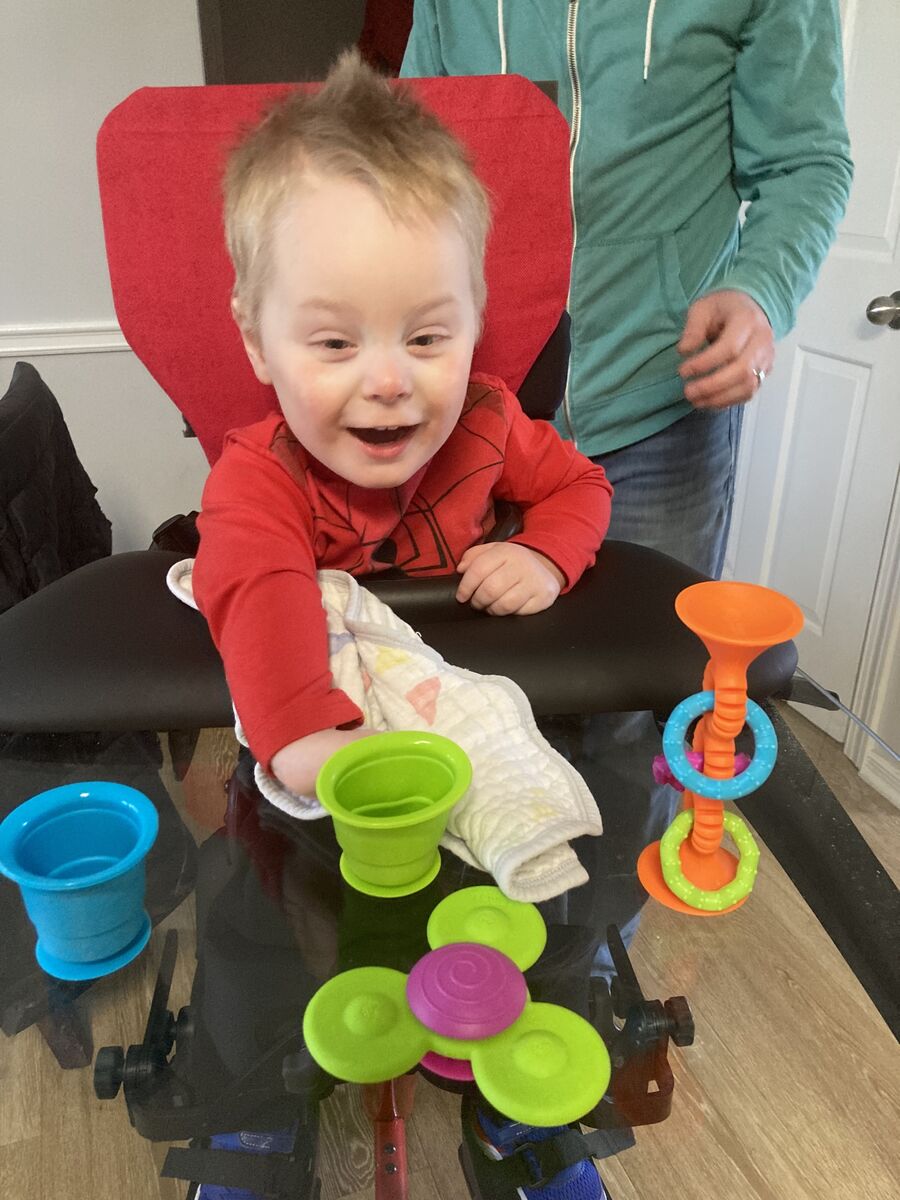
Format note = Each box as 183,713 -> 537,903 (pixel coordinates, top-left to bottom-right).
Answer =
348,423 -> 420,455
237,175 -> 480,489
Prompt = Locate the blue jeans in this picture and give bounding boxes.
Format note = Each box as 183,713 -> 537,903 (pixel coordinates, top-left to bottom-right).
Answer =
587,405 -> 743,973
600,404 -> 743,575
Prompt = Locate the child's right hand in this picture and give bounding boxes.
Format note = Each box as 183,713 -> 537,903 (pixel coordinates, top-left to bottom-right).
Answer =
271,726 -> 373,796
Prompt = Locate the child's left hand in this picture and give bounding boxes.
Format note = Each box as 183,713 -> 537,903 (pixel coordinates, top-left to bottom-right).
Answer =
455,542 -> 566,615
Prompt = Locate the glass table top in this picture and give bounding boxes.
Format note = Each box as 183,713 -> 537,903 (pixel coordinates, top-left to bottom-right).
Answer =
0,708 -> 897,1200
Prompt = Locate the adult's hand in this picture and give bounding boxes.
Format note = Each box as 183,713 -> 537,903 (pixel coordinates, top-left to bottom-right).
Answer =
678,289 -> 774,409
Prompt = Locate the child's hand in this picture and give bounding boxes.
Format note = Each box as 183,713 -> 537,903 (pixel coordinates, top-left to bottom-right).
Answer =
455,543 -> 565,615
271,726 -> 372,796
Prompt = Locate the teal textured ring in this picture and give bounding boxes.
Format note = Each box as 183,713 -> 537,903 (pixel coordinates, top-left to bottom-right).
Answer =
662,691 -> 776,801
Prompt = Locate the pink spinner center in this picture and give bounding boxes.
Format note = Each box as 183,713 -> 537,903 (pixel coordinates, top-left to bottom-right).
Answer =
406,942 -> 526,1040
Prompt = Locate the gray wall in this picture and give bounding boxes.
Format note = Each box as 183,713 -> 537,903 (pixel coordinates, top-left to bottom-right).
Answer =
1,1 -> 209,551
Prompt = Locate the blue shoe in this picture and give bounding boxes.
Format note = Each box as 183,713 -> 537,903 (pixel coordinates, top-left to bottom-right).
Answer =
196,1128 -> 296,1200
473,1106 -> 609,1199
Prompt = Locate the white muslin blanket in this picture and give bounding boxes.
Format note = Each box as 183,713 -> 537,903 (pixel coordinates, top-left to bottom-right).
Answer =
167,560 -> 602,901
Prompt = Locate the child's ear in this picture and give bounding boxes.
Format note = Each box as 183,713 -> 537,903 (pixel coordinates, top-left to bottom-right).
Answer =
232,298 -> 272,386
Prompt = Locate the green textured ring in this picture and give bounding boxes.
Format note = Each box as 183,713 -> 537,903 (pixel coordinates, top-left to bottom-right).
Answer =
659,810 -> 761,911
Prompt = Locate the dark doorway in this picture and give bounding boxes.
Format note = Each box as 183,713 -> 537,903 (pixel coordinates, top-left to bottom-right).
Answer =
197,0 -> 413,83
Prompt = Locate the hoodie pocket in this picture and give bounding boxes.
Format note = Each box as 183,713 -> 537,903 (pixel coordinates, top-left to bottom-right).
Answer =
570,233 -> 690,396
658,234 -> 691,326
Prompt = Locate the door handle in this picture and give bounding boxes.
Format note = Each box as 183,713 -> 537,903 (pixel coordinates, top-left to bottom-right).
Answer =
865,291 -> 900,329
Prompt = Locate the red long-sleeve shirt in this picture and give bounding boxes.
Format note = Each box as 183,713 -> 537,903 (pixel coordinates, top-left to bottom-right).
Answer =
193,374 -> 612,770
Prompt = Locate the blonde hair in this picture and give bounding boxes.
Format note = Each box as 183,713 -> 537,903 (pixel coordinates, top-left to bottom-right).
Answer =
224,50 -> 491,334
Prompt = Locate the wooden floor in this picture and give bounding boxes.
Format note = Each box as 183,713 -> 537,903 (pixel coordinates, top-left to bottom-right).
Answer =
1,707 -> 898,1200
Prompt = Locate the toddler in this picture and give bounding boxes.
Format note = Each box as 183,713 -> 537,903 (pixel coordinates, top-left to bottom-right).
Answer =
192,50 -> 613,1200
194,51 -> 612,798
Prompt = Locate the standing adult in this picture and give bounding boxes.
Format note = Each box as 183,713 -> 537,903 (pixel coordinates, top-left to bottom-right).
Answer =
402,0 -> 853,577
402,2 -> 854,1005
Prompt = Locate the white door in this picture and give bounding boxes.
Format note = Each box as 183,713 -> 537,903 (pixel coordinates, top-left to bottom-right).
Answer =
726,0 -> 900,742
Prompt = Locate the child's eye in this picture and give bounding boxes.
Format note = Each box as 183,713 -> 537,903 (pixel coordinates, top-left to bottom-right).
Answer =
408,333 -> 444,348
321,338 -> 352,351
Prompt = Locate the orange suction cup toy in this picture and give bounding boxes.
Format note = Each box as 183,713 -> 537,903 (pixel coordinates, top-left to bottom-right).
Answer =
638,581 -> 803,916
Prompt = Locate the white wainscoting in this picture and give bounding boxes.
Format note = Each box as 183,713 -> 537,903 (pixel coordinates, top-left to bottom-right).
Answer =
860,747 -> 900,810
0,322 -> 129,358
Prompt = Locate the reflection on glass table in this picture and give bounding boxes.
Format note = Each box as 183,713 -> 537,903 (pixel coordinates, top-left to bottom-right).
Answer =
0,701 -> 897,1200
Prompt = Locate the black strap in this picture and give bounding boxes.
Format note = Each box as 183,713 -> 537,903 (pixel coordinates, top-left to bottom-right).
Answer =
162,1145 -> 309,1197
485,1127 -> 612,1190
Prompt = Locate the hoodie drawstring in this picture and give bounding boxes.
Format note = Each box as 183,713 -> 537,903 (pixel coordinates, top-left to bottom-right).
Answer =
501,2 -> 653,83
644,0 -> 658,80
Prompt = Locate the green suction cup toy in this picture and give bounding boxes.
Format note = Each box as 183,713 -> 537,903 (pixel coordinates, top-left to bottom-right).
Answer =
303,887 -> 611,1126
302,966 -> 429,1083
315,731 -> 472,898
472,1001 -> 610,1126
427,884 -> 547,969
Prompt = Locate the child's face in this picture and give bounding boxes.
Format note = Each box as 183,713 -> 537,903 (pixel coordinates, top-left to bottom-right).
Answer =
239,175 -> 480,489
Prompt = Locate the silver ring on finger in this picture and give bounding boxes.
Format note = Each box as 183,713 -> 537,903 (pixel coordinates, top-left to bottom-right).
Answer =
752,367 -> 767,388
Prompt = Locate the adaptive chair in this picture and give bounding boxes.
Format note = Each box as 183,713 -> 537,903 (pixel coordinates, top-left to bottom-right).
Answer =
0,75 -> 795,740
0,75 -> 895,1198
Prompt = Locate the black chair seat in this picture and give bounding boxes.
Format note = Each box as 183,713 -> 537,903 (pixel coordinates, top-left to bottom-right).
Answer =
0,541 -> 796,734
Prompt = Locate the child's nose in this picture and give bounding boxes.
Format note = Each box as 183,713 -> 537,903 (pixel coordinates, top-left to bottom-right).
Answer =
362,350 -> 412,404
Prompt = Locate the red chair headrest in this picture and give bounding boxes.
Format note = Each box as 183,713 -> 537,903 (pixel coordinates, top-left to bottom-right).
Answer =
97,76 -> 572,464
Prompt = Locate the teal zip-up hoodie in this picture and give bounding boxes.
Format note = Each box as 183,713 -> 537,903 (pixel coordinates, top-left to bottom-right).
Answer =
402,0 -> 853,456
